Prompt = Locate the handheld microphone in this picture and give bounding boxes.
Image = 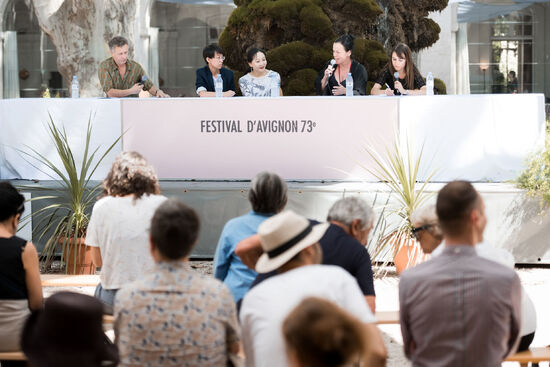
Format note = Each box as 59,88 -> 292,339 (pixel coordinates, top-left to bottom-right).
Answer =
138,75 -> 147,86
393,72 -> 399,80
328,59 -> 336,76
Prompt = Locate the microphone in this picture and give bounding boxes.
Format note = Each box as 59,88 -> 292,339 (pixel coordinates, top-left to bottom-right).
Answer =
393,72 -> 399,80
328,59 -> 336,76
138,75 -> 147,86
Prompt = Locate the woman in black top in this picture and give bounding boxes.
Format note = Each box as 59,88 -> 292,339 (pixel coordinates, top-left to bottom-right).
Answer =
315,34 -> 368,96
0,182 -> 43,353
371,43 -> 426,96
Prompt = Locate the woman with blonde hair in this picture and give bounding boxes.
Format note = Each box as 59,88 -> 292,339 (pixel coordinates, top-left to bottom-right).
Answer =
87,151 -> 167,313
283,297 -> 385,367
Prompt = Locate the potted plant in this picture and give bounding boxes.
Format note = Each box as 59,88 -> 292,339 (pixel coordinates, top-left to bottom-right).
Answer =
19,113 -> 121,274
362,135 -> 437,274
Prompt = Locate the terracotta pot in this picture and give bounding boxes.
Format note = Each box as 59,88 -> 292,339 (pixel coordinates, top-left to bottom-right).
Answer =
59,237 -> 95,275
393,236 -> 426,275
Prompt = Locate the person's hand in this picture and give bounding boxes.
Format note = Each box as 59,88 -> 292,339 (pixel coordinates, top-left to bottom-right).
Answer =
324,65 -> 334,79
385,88 -> 394,96
332,83 -> 346,95
155,89 -> 170,98
130,83 -> 143,95
394,80 -> 405,95
223,90 -> 236,97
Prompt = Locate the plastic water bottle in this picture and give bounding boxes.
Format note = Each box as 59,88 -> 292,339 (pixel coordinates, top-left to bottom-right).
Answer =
215,75 -> 223,98
426,72 -> 434,96
71,75 -> 79,98
346,73 -> 353,96
270,74 -> 280,97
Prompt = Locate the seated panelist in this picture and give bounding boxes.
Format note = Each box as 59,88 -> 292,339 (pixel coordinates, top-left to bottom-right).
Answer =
371,43 -> 426,96
239,48 -> 283,97
315,34 -> 368,96
98,36 -> 169,98
195,44 -> 236,97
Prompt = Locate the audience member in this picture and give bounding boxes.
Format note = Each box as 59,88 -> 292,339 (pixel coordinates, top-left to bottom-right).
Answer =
115,199 -> 240,366
411,203 -> 537,351
195,44 -> 236,97
240,210 -> 386,367
236,196 -> 376,312
214,171 -> 287,302
410,205 -> 443,254
0,182 -> 43,354
283,297 -> 376,367
400,181 -> 522,366
87,151 -> 167,313
21,291 -> 118,367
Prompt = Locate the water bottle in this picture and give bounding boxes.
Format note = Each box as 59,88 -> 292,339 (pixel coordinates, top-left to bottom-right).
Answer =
345,73 -> 353,96
215,75 -> 223,98
426,72 -> 434,96
71,75 -> 79,98
270,74 -> 280,97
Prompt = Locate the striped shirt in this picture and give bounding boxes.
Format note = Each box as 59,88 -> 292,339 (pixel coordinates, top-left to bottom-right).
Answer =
98,57 -> 153,97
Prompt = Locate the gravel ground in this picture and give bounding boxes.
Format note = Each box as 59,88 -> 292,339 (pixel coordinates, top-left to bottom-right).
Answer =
43,263 -> 550,367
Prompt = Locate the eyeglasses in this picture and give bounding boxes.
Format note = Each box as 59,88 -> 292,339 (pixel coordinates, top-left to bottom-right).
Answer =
411,224 -> 432,240
214,56 -> 225,61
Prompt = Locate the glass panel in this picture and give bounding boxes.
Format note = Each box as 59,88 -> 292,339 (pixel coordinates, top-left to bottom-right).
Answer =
3,0 -> 64,98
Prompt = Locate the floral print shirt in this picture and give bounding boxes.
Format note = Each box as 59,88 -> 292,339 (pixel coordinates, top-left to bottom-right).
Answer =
114,261 -> 240,366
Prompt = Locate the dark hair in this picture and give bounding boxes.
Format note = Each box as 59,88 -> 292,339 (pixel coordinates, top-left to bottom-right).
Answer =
102,151 -> 160,199
246,47 -> 266,63
150,199 -> 200,260
203,44 -> 224,62
436,181 -> 480,237
0,181 -> 25,221
509,70 -> 516,77
283,297 -> 365,367
389,43 -> 420,91
108,36 -> 128,50
334,34 -> 355,55
248,171 -> 287,214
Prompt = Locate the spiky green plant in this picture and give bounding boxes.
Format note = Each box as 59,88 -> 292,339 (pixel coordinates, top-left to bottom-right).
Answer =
361,136 -> 437,264
19,113 -> 121,273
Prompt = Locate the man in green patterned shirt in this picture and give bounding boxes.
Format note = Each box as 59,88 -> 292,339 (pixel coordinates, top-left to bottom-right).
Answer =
98,36 -> 169,98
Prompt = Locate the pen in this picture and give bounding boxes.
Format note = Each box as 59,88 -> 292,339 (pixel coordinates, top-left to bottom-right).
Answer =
385,83 -> 391,89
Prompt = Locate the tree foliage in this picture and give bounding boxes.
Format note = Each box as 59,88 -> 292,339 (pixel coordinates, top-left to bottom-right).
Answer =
221,0 -> 448,95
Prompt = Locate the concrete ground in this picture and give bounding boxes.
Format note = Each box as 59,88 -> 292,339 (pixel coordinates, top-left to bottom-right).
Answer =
44,264 -> 550,367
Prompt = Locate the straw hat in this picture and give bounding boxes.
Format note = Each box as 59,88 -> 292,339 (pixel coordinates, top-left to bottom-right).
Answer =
256,210 -> 329,273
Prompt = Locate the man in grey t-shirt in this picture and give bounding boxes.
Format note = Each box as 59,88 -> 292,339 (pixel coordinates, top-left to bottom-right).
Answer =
399,181 -> 521,367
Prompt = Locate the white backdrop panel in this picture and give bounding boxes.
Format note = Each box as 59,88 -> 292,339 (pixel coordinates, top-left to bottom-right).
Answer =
398,94 -> 546,182
121,97 -> 399,180
0,98 -> 123,180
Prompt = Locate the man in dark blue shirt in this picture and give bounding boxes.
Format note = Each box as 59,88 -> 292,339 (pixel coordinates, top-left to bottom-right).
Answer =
236,196 -> 376,312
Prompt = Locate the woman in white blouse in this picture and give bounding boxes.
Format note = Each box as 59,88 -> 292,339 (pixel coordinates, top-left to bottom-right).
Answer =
87,151 -> 167,313
239,48 -> 283,97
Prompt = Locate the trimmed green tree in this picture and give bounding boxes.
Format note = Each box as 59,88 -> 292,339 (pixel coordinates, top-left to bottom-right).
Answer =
220,0 -> 448,95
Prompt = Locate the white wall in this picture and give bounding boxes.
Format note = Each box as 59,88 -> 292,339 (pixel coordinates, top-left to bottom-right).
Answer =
417,5 -> 457,94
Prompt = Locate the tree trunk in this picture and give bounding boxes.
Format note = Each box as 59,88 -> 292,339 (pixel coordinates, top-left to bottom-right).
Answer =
31,0 -> 137,97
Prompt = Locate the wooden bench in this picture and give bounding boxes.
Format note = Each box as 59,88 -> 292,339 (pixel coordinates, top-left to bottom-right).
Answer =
0,351 -> 26,361
505,347 -> 550,366
40,274 -> 99,287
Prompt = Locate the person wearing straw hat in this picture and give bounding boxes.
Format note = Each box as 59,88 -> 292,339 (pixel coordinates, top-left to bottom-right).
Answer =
240,210 -> 386,367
